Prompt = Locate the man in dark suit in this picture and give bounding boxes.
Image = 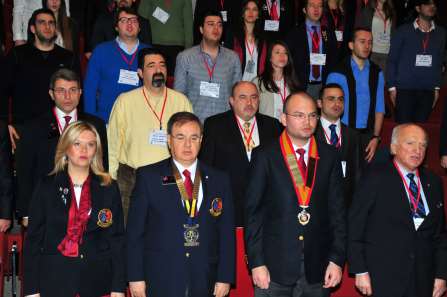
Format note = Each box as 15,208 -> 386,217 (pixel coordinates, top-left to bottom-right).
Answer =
245,92 -> 346,297
349,123 -> 447,297
127,112 -> 235,297
259,0 -> 296,42
315,83 -> 360,206
200,81 -> 282,226
0,120 -> 13,232
15,69 -> 108,225
286,0 -> 337,99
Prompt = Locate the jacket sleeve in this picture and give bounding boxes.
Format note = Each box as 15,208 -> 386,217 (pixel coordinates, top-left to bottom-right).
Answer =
0,121 -> 12,219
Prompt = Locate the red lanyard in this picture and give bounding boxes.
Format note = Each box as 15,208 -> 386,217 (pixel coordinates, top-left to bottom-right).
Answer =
416,19 -> 431,53
307,28 -> 321,50
375,8 -> 388,33
330,9 -> 339,29
393,160 -> 422,215
219,0 -> 225,9
278,78 -> 287,103
363,0 -> 368,7
142,88 -> 168,130
322,124 -> 342,148
52,107 -> 77,134
245,39 -> 255,59
115,43 -> 137,69
202,54 -> 217,82
267,0 -> 278,19
235,117 -> 257,150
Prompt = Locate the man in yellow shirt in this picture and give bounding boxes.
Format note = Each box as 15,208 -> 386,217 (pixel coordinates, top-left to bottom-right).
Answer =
108,47 -> 193,221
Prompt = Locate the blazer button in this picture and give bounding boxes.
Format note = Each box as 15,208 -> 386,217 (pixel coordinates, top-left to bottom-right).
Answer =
80,254 -> 84,259
299,235 -> 304,241
185,253 -> 190,258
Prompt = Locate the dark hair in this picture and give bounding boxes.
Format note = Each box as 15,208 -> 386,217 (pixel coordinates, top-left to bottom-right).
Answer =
319,83 -> 344,99
115,7 -> 139,27
138,48 -> 167,69
366,0 -> 396,22
282,91 -> 315,113
231,81 -> 258,97
167,112 -> 203,135
27,8 -> 56,43
199,10 -> 224,27
258,40 -> 302,94
415,0 -> 436,6
232,0 -> 264,45
351,27 -> 372,42
49,68 -> 80,89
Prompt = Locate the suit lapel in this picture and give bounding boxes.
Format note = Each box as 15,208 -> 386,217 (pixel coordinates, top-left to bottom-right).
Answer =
54,171 -> 72,214
228,112 -> 250,163
86,175 -> 103,232
340,124 -> 349,158
418,170 -> 436,228
198,162 -> 210,218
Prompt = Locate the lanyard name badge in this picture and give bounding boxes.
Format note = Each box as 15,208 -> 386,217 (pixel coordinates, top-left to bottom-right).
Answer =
116,43 -> 139,86
245,39 -> 256,74
200,53 -> 220,98
220,0 -> 227,22
308,29 -> 326,66
416,31 -> 432,67
330,9 -> 343,42
143,88 -> 168,146
152,6 -> 170,24
264,1 -> 279,31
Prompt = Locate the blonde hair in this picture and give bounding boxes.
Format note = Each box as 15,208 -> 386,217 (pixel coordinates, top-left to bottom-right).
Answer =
50,121 -> 112,186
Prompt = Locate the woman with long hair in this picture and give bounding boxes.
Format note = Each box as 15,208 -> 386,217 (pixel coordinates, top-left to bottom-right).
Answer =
42,0 -> 79,53
231,0 -> 268,82
253,40 -> 301,120
24,121 -> 125,297
356,0 -> 396,73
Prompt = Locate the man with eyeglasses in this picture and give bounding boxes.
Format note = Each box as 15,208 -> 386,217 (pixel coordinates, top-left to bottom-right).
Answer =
3,8 -> 80,151
108,48 -> 192,221
15,68 -> 107,227
245,91 -> 346,297
127,111 -> 235,297
84,7 -> 151,123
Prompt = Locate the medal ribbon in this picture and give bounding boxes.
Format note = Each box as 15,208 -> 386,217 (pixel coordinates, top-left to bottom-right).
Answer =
322,124 -> 342,148
279,131 -> 319,207
173,163 -> 201,219
393,160 -> 422,215
142,87 -> 168,130
235,117 -> 257,151
115,42 -> 137,69
52,107 -> 78,134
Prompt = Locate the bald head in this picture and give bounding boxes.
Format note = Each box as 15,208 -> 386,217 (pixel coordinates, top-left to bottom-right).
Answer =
390,124 -> 428,172
283,91 -> 316,114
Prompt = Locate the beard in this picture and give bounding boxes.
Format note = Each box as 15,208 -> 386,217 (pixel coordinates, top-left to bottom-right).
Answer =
152,73 -> 166,88
35,30 -> 57,45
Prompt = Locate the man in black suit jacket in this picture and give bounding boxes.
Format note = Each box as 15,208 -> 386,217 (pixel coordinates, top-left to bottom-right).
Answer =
127,112 -> 235,297
16,69 -> 108,222
286,0 -> 337,99
245,92 -> 346,297
349,123 -> 447,297
0,120 -> 13,232
200,81 -> 282,226
315,83 -> 361,206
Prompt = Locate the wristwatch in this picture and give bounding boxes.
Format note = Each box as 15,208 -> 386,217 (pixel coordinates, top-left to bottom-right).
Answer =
372,135 -> 381,143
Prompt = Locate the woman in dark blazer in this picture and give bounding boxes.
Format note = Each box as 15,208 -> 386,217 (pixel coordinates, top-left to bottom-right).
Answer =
24,121 -> 125,297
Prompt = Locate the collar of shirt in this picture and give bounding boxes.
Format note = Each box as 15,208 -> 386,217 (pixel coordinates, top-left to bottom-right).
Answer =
306,19 -> 321,30
116,37 -> 140,55
292,138 -> 311,166
199,45 -> 221,67
395,160 -> 418,184
236,114 -> 259,146
350,56 -> 370,72
413,18 -> 436,32
55,107 -> 77,125
320,117 -> 341,140
173,159 -> 199,183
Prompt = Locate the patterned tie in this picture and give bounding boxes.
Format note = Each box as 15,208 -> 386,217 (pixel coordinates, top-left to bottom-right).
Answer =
243,121 -> 251,134
329,124 -> 339,147
243,121 -> 254,151
406,173 -> 426,218
63,115 -> 72,131
311,26 -> 321,79
296,148 -> 307,173
183,169 -> 193,200
270,0 -> 279,20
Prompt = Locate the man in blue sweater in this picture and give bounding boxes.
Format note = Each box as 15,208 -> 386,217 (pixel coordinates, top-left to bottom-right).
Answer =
84,7 -> 150,123
387,0 -> 446,123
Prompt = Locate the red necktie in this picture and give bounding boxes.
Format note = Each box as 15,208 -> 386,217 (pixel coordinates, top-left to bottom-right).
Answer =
311,26 -> 321,79
270,0 -> 279,20
296,148 -> 307,174
183,169 -> 193,199
63,115 -> 72,131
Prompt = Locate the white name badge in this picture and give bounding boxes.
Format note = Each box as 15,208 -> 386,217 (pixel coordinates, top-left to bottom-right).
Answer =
221,11 -> 228,22
264,20 -> 279,32
335,30 -> 343,42
149,129 -> 167,146
414,217 -> 424,230
200,81 -> 220,98
310,53 -> 326,66
377,32 -> 390,44
415,54 -> 432,67
341,161 -> 347,178
118,69 -> 139,86
152,7 -> 170,24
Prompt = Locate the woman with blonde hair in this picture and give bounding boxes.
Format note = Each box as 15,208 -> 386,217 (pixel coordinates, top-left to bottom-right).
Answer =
23,121 -> 125,297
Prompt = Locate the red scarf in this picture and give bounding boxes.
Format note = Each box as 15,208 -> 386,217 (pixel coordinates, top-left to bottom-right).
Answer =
58,175 -> 92,257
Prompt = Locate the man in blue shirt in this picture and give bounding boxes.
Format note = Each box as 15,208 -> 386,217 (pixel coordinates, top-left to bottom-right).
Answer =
326,28 -> 385,164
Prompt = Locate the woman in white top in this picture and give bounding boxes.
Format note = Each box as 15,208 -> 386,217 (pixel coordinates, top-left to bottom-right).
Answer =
357,0 -> 396,74
253,40 -> 301,120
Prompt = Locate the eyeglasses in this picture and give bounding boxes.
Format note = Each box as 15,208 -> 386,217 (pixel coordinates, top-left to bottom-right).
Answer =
171,135 -> 202,143
118,17 -> 139,24
53,87 -> 80,95
285,112 -> 319,121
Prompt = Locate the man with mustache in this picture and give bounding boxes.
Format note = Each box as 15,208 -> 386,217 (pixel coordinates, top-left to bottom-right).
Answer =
200,81 -> 282,226
108,48 -> 193,220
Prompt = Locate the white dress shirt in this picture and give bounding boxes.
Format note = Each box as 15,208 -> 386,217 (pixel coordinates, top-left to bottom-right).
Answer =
55,107 -> 77,134
173,159 -> 204,209
320,117 -> 341,146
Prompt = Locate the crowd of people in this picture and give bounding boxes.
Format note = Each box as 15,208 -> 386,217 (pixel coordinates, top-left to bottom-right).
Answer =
0,0 -> 447,297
